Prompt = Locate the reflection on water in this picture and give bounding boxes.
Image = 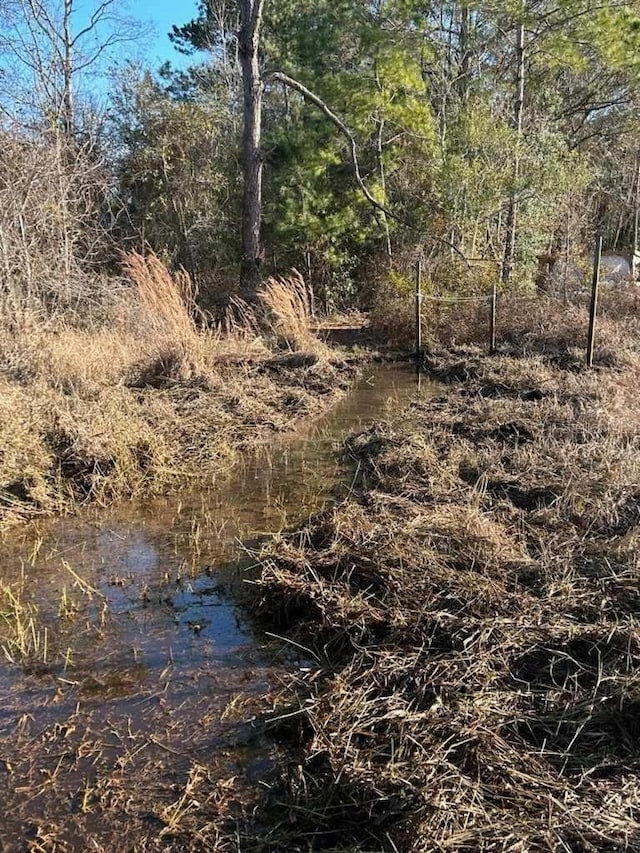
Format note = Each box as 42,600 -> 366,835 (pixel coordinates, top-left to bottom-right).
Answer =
0,363 -> 437,847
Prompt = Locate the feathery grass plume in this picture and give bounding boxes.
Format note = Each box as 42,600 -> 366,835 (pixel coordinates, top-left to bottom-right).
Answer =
258,269 -> 315,350
120,250 -> 211,385
121,251 -> 200,346
223,295 -> 262,339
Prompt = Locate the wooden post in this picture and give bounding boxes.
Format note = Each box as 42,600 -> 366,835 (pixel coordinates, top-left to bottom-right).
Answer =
489,281 -> 497,355
415,259 -> 423,359
587,234 -> 602,368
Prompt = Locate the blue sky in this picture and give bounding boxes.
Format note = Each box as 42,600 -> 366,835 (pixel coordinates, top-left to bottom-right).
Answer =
132,0 -> 200,69
0,0 -> 204,120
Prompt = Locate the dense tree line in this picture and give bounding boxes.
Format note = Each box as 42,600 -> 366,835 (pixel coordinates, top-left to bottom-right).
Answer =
1,0 -> 640,310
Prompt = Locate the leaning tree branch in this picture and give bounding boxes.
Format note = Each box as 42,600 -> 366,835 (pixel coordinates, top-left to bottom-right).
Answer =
267,70 -> 470,265
268,71 -> 387,214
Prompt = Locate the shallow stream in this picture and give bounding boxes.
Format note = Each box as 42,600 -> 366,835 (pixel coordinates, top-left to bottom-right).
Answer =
0,363 -> 436,850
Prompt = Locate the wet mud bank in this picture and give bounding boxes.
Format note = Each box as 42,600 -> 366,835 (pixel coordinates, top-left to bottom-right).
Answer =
0,363 -> 435,851
254,352 -> 640,851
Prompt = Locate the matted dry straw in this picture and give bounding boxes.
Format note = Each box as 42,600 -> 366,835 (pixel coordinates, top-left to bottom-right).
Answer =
252,350 -> 640,852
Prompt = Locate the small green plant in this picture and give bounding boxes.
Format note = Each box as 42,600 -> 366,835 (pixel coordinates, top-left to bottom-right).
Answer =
0,582 -> 49,668
0,561 -> 105,672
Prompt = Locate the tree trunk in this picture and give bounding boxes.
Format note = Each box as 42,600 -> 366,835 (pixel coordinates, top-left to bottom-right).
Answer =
501,18 -> 525,285
458,4 -> 471,104
239,0 -> 265,298
62,0 -> 74,141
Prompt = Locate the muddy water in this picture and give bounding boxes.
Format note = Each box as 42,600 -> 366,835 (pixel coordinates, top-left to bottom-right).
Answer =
0,363 -> 436,850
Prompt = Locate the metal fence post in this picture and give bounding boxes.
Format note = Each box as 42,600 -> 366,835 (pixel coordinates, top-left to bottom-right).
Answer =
415,259 -> 423,359
489,281 -> 497,355
586,235 -> 602,368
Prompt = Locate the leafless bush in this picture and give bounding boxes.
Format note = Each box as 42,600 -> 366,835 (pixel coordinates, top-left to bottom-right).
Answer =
0,131 -> 111,321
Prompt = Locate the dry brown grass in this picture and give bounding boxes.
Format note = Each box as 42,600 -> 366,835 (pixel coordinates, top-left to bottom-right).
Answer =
0,256 -> 356,528
251,345 -> 640,851
121,251 -> 200,343
371,288 -> 491,352
258,269 -> 319,351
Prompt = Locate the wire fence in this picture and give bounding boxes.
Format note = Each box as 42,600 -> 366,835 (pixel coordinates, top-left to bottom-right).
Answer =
419,294 -> 490,303
414,236 -> 612,367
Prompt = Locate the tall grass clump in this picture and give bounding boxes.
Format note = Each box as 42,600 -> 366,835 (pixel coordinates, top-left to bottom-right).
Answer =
121,251 -> 201,343
119,250 -> 218,386
258,270 -> 316,351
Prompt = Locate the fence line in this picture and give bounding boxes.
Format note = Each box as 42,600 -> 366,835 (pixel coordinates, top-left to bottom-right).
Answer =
414,235 -> 606,364
420,294 -> 490,303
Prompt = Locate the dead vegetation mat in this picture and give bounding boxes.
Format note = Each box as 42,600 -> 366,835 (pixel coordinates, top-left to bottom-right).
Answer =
0,337 -> 356,528
252,351 -> 640,851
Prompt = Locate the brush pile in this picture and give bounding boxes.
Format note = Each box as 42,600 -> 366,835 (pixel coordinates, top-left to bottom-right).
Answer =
255,352 -> 640,851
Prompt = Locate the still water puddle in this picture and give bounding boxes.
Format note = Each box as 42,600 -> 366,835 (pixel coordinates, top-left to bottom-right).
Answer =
0,363 -> 436,849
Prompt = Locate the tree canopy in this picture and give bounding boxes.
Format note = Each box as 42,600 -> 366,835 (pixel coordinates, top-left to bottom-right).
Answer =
4,0 -> 639,306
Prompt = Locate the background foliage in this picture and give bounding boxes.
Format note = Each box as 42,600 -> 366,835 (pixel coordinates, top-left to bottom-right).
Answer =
1,0 -> 640,310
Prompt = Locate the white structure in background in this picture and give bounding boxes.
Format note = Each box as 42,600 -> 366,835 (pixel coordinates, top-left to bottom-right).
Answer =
599,253 -> 632,282
598,252 -> 640,284
548,251 -> 640,293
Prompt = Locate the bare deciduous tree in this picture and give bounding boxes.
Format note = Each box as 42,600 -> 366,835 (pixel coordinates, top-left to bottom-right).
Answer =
0,0 -> 145,138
